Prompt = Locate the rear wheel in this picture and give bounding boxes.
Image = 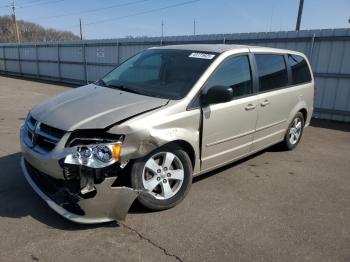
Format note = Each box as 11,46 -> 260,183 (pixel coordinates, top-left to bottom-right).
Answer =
131,145 -> 192,210
281,112 -> 305,150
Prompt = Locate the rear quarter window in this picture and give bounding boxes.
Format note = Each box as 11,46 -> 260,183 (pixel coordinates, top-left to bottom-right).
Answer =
288,54 -> 312,85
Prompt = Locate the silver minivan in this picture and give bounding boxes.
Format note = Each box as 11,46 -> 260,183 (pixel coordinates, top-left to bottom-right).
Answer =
20,44 -> 314,223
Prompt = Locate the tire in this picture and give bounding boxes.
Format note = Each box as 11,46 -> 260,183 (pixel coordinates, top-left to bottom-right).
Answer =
281,112 -> 305,150
131,144 -> 192,211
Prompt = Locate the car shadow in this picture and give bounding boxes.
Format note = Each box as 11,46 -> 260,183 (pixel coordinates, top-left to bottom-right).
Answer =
310,118 -> 350,132
0,152 -> 119,230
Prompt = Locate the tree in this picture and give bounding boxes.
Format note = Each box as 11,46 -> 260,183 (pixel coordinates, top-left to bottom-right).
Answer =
0,16 -> 80,43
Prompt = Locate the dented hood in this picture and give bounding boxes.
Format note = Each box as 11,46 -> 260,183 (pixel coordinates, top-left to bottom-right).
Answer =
30,84 -> 168,131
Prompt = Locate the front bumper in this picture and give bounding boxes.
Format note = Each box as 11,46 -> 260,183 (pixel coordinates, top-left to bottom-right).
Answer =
21,158 -> 140,224
20,126 -> 140,224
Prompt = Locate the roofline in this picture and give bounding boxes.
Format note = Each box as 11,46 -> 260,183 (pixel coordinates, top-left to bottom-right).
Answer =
150,44 -> 307,57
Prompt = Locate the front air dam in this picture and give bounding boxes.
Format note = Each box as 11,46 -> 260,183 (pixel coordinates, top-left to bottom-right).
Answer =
21,157 -> 141,224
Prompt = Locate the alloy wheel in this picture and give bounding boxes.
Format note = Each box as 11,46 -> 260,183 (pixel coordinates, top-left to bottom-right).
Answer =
289,117 -> 302,145
142,152 -> 184,200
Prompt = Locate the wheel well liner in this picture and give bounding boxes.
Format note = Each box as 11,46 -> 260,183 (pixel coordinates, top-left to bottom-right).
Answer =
299,108 -> 307,121
164,140 -> 196,170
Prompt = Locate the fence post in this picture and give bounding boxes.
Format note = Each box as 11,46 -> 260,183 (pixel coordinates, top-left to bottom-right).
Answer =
2,47 -> 7,72
17,44 -> 22,75
116,40 -> 119,65
309,33 -> 316,61
35,44 -> 40,77
57,43 -> 62,81
82,42 -> 88,84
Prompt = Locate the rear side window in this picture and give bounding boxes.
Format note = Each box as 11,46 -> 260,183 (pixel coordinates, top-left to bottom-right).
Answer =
255,54 -> 288,92
288,54 -> 312,85
205,55 -> 252,98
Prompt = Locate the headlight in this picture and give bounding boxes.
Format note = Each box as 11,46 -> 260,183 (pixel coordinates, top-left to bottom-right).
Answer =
64,142 -> 122,168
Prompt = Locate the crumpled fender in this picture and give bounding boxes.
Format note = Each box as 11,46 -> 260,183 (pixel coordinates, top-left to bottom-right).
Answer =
108,106 -> 201,175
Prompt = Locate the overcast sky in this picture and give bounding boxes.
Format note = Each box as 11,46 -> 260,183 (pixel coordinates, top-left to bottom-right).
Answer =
1,0 -> 350,39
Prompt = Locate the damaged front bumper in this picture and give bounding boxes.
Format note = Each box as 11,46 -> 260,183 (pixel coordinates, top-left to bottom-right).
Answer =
21,158 -> 140,224
20,125 -> 141,224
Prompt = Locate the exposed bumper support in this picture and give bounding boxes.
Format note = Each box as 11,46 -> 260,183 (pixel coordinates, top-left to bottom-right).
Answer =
21,157 -> 140,224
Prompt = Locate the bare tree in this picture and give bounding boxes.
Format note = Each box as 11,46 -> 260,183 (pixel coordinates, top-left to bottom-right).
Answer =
0,16 -> 80,43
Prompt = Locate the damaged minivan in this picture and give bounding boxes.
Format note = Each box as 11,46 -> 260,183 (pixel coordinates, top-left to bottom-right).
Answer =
20,44 -> 314,223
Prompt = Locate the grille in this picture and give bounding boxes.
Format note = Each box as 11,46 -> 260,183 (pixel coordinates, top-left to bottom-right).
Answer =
24,115 -> 65,154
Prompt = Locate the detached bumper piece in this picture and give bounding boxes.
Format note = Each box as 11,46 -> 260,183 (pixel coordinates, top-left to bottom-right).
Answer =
21,157 -> 140,224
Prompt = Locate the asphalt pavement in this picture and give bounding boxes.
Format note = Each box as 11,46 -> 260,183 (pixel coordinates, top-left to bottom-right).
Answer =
0,75 -> 349,262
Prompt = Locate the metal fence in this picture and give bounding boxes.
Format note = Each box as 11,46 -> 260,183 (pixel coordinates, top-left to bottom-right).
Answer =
1,28 -> 350,122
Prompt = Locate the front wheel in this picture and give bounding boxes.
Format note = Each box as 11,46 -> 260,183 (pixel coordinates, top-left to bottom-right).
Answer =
131,145 -> 192,211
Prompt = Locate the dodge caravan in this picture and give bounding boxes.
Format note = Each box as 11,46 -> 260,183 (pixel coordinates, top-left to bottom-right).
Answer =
20,44 -> 314,223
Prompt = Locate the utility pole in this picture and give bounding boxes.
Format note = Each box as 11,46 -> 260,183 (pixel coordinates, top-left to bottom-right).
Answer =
10,0 -> 20,42
161,20 -> 164,38
193,18 -> 196,36
79,18 -> 83,40
295,0 -> 304,31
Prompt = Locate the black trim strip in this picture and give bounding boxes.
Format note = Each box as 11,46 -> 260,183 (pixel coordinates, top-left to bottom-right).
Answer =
314,73 -> 350,79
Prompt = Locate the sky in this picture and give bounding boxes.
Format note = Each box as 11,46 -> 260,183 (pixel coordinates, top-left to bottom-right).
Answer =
1,0 -> 349,39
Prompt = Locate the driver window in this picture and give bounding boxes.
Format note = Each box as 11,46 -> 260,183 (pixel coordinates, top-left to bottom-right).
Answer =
120,54 -> 161,83
205,55 -> 252,98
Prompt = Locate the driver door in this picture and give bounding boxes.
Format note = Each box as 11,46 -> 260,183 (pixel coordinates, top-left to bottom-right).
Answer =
201,54 -> 259,172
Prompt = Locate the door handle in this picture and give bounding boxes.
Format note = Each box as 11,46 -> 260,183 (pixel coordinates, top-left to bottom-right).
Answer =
261,100 -> 270,107
245,103 -> 256,111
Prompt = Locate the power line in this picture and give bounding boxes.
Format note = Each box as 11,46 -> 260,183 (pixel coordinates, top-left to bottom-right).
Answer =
0,0 -> 64,9
34,0 -> 152,20
17,0 -> 47,5
85,0 -> 201,27
23,0 -> 64,8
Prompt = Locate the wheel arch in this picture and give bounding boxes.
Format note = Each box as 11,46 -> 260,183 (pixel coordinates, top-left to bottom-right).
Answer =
299,108 -> 308,123
286,101 -> 309,129
161,140 -> 196,171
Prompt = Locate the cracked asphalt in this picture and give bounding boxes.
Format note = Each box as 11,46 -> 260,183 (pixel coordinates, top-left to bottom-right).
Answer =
0,75 -> 350,262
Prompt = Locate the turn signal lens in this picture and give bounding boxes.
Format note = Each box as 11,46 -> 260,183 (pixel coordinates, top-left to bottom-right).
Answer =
111,143 -> 122,160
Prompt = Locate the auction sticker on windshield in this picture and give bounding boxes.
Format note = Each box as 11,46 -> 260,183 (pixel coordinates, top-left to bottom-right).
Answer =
189,52 -> 216,59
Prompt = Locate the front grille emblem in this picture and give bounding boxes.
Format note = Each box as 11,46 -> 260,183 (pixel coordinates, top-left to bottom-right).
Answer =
30,121 -> 41,147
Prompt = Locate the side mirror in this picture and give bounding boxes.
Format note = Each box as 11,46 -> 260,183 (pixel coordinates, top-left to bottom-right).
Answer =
202,85 -> 233,105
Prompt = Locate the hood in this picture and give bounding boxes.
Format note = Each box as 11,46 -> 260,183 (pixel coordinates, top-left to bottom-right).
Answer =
30,84 -> 168,131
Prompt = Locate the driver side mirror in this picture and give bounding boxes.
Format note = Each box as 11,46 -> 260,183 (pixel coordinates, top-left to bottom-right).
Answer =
202,85 -> 233,105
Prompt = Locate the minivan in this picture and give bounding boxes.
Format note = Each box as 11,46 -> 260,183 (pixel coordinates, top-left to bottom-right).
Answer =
20,44 -> 314,223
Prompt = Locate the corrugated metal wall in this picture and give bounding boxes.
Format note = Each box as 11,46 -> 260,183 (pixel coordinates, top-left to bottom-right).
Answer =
1,28 -> 350,122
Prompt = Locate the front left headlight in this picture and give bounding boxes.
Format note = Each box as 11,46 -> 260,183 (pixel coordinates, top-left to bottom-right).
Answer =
64,142 -> 122,168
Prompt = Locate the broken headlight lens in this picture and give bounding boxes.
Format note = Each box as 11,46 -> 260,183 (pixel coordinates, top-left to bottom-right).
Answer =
64,143 -> 122,168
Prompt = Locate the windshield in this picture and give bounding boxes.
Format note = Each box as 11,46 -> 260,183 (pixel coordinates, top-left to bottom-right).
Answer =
100,49 -> 218,99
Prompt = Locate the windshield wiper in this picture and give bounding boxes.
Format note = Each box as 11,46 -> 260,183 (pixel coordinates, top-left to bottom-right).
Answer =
107,84 -> 144,95
95,79 -> 108,87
